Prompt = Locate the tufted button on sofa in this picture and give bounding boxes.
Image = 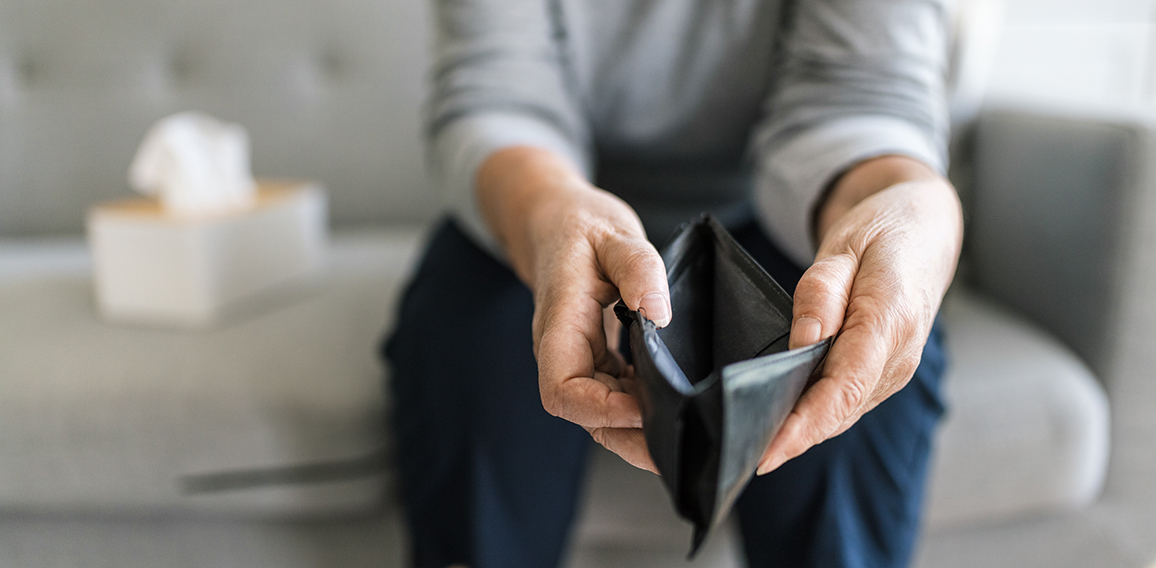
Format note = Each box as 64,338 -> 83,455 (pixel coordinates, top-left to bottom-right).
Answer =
1,1 -> 1146,567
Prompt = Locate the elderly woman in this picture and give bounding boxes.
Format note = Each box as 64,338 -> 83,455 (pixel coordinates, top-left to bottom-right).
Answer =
383,0 -> 962,567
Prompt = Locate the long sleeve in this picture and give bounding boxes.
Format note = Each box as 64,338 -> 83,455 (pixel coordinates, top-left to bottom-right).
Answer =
751,0 -> 952,266
427,0 -> 592,251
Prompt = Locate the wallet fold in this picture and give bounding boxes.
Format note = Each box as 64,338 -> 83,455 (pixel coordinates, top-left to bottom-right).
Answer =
615,214 -> 831,555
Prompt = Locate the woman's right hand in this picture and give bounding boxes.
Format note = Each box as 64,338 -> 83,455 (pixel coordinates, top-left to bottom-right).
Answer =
476,146 -> 670,473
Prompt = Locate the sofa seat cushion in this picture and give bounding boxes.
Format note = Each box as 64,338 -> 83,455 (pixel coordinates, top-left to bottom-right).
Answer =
0,227 -> 423,517
924,288 -> 1111,528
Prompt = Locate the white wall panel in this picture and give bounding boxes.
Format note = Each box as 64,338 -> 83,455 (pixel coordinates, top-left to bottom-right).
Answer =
978,0 -> 1156,112
986,22 -> 1153,111
1002,0 -> 1152,25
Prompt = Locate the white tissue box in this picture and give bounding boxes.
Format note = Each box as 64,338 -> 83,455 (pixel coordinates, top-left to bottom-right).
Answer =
87,181 -> 327,328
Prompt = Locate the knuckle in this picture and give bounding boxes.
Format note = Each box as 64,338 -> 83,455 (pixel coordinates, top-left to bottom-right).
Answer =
616,245 -> 653,272
539,390 -> 562,418
891,348 -> 924,382
796,255 -> 855,305
838,378 -> 870,416
913,288 -> 936,332
882,286 -> 934,357
589,427 -> 607,446
845,285 -> 934,360
845,294 -> 888,332
815,253 -> 857,281
794,273 -> 833,302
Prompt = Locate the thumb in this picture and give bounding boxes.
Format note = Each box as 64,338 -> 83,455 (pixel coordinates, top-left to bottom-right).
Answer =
789,252 -> 857,349
597,234 -> 671,327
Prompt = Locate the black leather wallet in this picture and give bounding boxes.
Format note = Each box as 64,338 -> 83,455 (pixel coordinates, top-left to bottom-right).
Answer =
615,215 -> 831,555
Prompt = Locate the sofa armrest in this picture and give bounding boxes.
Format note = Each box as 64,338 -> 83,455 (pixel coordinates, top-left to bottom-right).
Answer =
964,108 -> 1153,382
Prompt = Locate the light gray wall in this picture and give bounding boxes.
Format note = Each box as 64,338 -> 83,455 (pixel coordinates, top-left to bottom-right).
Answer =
0,0 -> 435,236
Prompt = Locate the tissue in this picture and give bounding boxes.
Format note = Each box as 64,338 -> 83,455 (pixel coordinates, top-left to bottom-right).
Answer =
129,112 -> 257,216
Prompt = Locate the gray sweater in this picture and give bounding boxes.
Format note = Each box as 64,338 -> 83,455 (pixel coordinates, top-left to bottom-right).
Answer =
427,0 -> 951,265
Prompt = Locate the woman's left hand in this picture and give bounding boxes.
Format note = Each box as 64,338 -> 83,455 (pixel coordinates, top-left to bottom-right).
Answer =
756,155 -> 963,475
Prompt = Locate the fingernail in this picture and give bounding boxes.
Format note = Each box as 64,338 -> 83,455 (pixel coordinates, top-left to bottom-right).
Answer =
757,453 -> 784,476
790,316 -> 822,350
639,293 -> 671,327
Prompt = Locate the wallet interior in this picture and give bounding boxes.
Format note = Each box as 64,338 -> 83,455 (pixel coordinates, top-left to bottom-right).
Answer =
659,217 -> 794,385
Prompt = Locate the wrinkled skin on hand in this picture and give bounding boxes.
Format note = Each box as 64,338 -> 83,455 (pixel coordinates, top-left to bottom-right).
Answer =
478,147 -> 666,472
756,169 -> 962,474
477,148 -> 962,475
527,190 -> 670,473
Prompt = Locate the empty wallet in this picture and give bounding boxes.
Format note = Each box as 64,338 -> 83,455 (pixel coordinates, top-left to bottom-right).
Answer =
615,214 -> 831,555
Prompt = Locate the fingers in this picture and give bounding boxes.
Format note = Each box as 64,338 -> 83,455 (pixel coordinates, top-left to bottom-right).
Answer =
596,235 -> 671,327
789,252 -> 858,350
535,259 -> 634,428
538,316 -> 643,429
757,319 -> 891,474
590,370 -> 626,393
529,198 -> 663,436
755,179 -> 959,476
587,427 -> 657,474
765,226 -> 880,475
761,250 -> 861,474
542,375 -> 643,429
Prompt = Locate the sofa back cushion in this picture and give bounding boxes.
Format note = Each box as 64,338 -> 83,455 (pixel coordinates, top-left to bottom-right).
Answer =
968,109 -> 1147,379
0,0 -> 434,236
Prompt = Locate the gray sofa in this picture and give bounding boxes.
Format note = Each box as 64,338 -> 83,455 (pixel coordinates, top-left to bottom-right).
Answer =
1,0 -> 1148,566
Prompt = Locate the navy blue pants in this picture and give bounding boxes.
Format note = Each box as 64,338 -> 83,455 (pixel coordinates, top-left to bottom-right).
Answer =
383,218 -> 946,568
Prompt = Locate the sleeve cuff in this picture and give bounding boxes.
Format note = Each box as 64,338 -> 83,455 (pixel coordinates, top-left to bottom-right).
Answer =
754,115 -> 947,267
431,111 -> 591,257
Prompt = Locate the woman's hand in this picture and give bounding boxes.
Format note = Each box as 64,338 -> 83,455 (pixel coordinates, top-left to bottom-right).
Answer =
477,146 -> 667,473
477,148 -> 961,477
756,155 -> 963,475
